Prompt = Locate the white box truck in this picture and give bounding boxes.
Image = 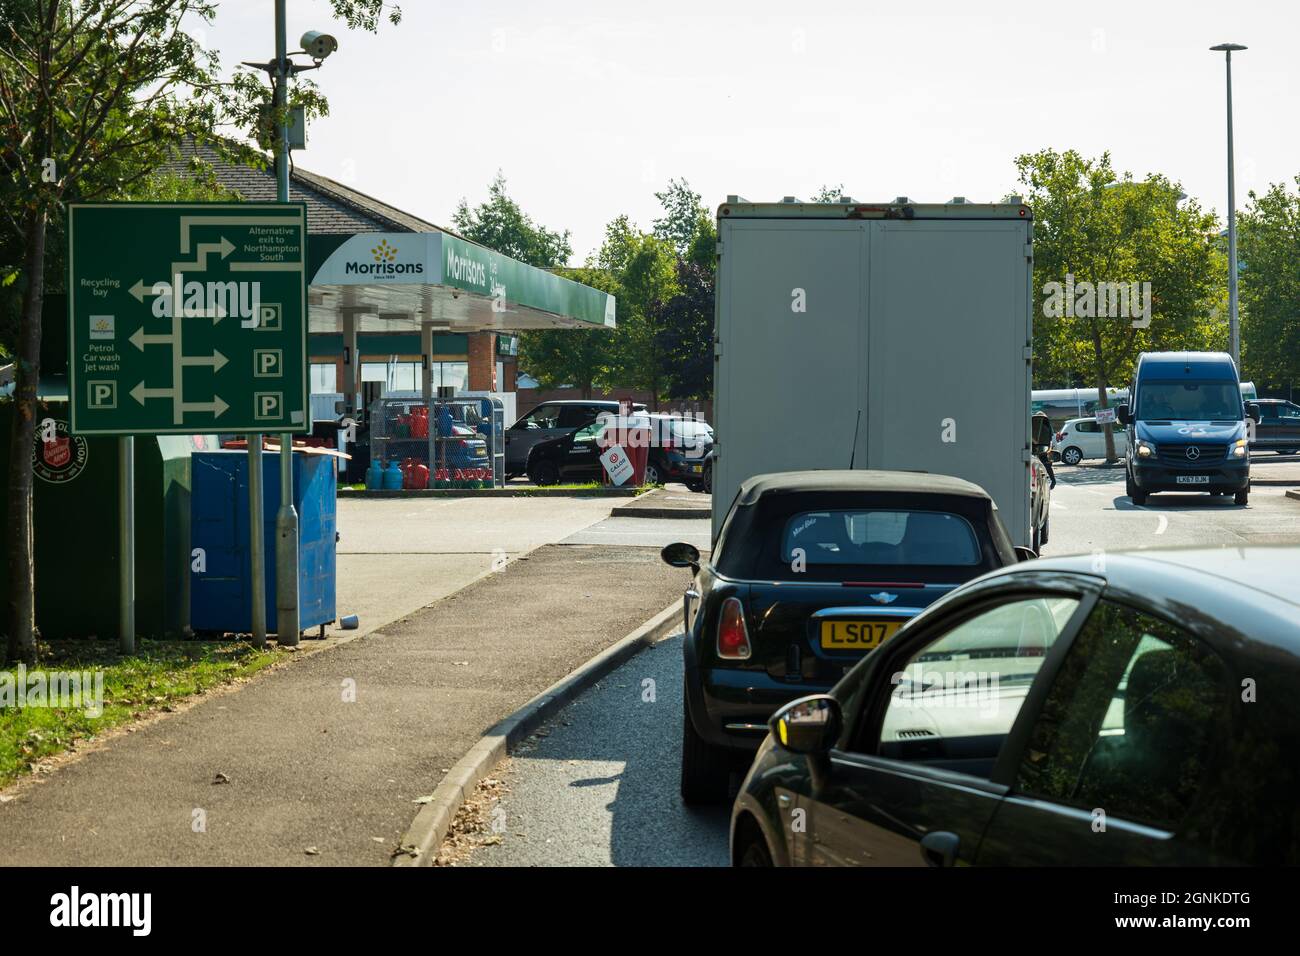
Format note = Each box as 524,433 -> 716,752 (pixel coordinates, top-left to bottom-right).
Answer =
712,197 -> 1037,546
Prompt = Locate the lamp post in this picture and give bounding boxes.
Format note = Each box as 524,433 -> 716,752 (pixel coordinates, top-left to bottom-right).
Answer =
1210,42 -> 1246,369
244,7 -> 337,647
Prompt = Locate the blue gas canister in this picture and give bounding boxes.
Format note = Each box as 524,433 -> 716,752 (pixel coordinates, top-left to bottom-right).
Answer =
382,459 -> 404,490
366,459 -> 385,490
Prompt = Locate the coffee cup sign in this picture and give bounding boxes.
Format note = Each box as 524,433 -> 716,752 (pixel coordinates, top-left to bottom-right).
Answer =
600,445 -> 635,486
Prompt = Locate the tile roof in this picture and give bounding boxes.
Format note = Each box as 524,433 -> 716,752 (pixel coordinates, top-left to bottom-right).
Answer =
163,140 -> 444,235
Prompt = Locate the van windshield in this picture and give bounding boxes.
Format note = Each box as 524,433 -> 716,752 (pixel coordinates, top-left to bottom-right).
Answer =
1138,381 -> 1241,421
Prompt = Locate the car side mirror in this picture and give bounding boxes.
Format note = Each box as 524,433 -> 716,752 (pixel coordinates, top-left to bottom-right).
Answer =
1247,402 -> 1261,424
660,541 -> 700,572
1015,546 -> 1038,562
1116,404 -> 1130,426
770,695 -> 842,755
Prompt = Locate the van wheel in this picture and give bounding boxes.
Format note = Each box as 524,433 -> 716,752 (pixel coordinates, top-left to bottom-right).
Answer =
681,687 -> 731,805
1234,489 -> 1249,506
1061,446 -> 1083,466
1040,513 -> 1050,547
1126,469 -> 1147,506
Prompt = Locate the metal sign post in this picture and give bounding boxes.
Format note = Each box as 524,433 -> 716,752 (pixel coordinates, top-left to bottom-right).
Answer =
118,436 -> 135,653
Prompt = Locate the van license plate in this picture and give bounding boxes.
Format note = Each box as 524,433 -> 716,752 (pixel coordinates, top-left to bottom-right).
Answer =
1176,475 -> 1210,484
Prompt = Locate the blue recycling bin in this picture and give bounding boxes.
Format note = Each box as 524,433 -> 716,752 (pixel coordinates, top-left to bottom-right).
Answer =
190,449 -> 337,636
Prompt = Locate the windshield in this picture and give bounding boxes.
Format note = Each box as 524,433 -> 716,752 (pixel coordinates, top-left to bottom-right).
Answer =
1137,381 -> 1241,421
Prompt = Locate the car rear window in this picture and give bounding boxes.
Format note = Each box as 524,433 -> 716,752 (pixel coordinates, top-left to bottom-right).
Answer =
781,510 -> 981,567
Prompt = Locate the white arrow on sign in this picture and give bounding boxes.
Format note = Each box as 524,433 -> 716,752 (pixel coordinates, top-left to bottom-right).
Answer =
130,382 -> 175,405
180,350 -> 229,372
173,238 -> 235,272
128,280 -> 226,321
181,396 -> 229,418
129,326 -> 174,350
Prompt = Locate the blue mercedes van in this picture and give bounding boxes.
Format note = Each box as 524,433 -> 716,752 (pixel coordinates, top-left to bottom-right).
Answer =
1117,352 -> 1260,506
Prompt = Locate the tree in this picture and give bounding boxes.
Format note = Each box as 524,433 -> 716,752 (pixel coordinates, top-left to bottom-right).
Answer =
810,183 -> 846,202
1015,149 -> 1221,461
0,0 -> 399,664
654,258 -> 713,400
609,231 -> 678,407
1238,176 -> 1300,388
451,171 -> 572,268
653,177 -> 707,257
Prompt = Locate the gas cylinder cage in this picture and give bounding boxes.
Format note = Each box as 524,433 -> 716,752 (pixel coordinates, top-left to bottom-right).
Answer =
368,397 -> 504,487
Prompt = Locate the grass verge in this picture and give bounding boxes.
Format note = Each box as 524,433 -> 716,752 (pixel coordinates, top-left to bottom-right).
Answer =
0,639 -> 280,789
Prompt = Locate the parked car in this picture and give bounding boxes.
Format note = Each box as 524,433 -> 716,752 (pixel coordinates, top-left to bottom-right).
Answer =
524,419 -> 604,486
504,400 -> 646,478
1249,399 -> 1300,454
434,402 -> 490,470
731,544 -> 1300,866
525,412 -> 713,488
1053,416 -> 1129,466
661,470 -> 1023,804
645,416 -> 713,490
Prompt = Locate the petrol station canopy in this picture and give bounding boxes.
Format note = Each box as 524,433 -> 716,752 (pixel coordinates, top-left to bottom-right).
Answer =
167,141 -> 616,338
306,230 -> 616,335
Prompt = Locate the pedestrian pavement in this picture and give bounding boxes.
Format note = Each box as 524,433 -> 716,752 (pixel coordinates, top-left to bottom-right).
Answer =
0,544 -> 685,865
610,486 -> 711,519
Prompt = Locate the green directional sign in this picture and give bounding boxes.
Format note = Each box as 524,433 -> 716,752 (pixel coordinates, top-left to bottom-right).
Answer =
68,202 -> 308,435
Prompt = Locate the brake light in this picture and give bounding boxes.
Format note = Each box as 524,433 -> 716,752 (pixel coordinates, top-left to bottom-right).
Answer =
716,597 -> 752,660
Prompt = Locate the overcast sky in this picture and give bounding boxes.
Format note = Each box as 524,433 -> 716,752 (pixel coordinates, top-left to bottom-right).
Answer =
203,0 -> 1299,263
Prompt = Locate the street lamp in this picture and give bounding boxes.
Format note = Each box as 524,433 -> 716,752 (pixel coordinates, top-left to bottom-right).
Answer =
241,7 -> 339,648
1210,42 -> 1246,369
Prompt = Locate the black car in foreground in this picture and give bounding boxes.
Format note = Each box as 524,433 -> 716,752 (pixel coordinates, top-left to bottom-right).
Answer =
661,470 -> 1022,804
731,544 -> 1300,866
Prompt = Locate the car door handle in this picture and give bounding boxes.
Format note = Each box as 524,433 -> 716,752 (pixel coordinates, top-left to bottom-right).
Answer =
919,831 -> 960,868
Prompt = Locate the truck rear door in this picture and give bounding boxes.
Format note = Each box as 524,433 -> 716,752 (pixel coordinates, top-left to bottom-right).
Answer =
865,220 -> 1033,545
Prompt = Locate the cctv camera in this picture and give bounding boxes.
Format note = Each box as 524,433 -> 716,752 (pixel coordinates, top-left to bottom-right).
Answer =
300,31 -> 338,60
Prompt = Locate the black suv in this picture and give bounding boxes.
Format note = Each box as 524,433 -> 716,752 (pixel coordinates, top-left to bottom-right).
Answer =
504,400 -> 645,477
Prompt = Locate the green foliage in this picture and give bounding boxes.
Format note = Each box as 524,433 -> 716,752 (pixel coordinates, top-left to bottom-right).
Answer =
1016,149 -> 1222,393
451,171 -> 572,268
1238,177 -> 1300,385
810,183 -> 846,202
654,259 -> 714,400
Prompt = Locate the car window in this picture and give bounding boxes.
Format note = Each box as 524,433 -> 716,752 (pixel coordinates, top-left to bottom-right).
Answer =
1138,381 -> 1242,421
1076,421 -> 1097,433
1281,404 -> 1300,420
573,421 -> 603,442
871,596 -> 1082,777
520,405 -> 561,430
558,405 -> 598,429
783,510 -> 982,567
1257,404 -> 1279,420
1012,601 -> 1227,831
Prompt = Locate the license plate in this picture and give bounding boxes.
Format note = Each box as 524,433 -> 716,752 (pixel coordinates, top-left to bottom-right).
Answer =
1176,475 -> 1210,484
820,620 -> 902,651
689,464 -> 703,474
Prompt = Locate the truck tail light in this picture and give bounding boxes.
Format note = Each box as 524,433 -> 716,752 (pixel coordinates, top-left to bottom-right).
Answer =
717,597 -> 752,660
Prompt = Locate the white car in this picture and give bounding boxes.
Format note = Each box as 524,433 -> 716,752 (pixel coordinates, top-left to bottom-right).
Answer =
1053,416 -> 1128,465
